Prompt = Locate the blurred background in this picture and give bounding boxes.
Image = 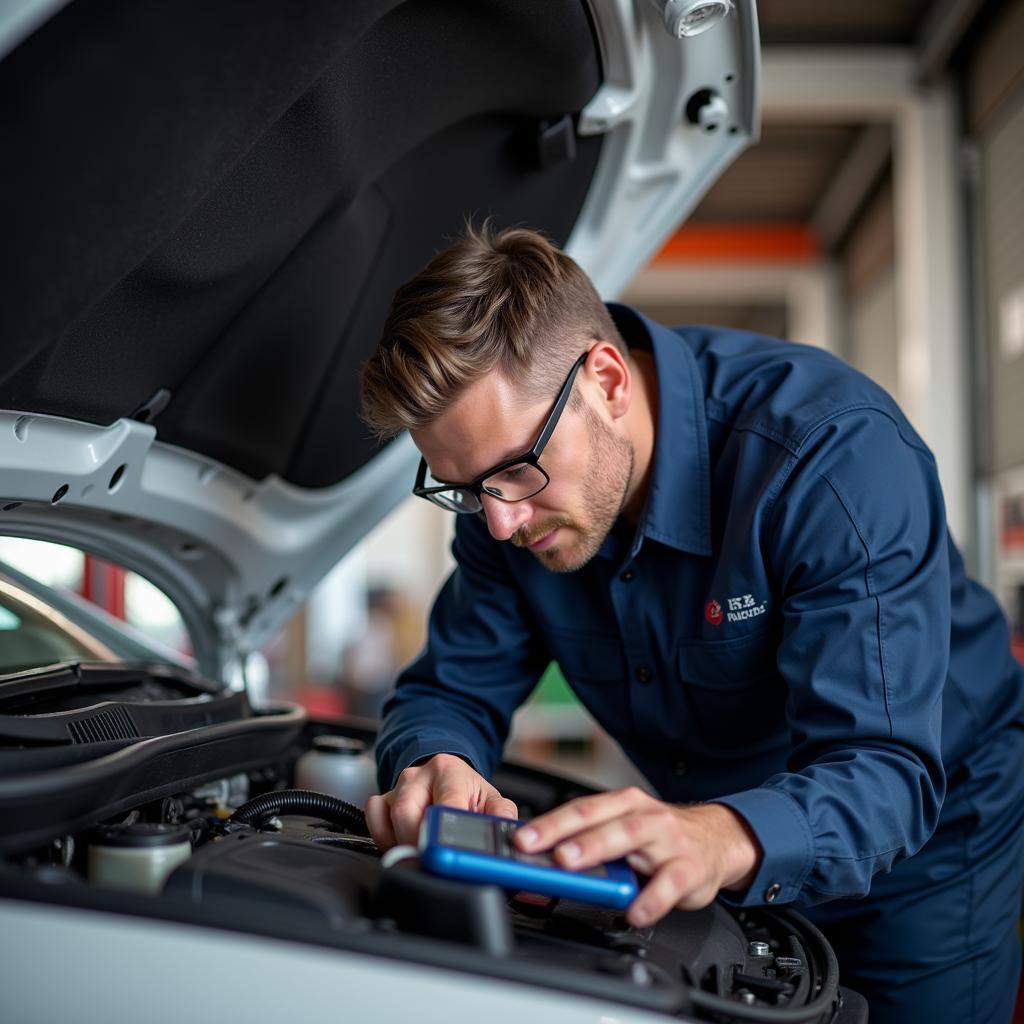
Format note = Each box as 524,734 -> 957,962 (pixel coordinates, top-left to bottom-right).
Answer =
3,0 -> 1023,790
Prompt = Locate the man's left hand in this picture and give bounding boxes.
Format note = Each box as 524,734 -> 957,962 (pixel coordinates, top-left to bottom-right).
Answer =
514,787 -> 762,927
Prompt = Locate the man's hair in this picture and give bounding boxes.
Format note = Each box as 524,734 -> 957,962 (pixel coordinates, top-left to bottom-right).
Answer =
360,222 -> 627,440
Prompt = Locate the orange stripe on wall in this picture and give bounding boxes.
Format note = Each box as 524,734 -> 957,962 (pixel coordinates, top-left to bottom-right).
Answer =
655,223 -> 821,264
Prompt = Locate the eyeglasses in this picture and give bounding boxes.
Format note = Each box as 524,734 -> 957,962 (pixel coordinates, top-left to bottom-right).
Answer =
413,350 -> 589,514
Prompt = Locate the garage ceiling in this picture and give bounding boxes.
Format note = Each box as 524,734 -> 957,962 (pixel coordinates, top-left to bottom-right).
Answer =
689,123 -> 865,225
756,0 -> 934,46
680,0 -> 1005,245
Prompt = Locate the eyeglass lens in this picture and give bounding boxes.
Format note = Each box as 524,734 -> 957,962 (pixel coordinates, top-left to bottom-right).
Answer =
424,461 -> 549,513
481,462 -> 547,500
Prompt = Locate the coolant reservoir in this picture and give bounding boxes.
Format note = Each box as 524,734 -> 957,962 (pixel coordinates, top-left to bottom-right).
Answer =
294,735 -> 377,809
88,823 -> 192,895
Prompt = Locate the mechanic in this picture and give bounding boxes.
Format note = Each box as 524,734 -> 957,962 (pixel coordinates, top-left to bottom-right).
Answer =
359,223 -> 1024,1024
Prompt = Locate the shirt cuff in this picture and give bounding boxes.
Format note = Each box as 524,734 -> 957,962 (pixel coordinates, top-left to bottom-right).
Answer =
376,733 -> 485,792
712,785 -> 815,907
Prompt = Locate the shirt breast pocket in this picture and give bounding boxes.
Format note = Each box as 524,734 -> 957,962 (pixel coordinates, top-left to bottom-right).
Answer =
543,626 -> 629,737
546,626 -> 625,683
677,628 -> 787,753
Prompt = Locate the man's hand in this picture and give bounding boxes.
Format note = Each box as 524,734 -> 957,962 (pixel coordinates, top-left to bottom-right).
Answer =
514,787 -> 762,926
365,753 -> 518,851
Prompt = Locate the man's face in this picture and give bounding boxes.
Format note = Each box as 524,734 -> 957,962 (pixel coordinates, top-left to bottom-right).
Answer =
411,367 -> 634,573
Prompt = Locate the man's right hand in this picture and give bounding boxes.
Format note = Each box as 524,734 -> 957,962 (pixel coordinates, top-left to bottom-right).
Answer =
365,752 -> 518,851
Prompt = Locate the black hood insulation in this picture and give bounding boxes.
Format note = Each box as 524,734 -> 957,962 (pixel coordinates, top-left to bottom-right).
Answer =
0,0 -> 603,486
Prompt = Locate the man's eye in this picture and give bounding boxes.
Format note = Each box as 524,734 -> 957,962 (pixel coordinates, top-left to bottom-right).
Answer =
490,465 -> 527,485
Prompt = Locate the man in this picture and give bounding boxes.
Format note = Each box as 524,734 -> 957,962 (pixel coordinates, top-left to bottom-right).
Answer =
359,223 -> 1024,1023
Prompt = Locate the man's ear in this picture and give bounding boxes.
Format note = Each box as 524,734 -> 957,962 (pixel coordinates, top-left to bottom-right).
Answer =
585,341 -> 631,421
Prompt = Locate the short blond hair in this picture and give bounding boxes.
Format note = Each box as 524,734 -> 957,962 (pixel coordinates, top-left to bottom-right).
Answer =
360,222 -> 626,440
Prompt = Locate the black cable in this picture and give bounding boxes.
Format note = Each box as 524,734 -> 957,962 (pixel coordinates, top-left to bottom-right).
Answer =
685,910 -> 842,1023
228,788 -> 370,837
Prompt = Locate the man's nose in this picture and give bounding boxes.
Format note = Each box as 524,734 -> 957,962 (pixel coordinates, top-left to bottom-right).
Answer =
481,493 -> 531,542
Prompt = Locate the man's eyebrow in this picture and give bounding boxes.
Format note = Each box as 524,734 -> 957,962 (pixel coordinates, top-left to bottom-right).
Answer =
431,443 -> 532,486
492,444 -> 532,465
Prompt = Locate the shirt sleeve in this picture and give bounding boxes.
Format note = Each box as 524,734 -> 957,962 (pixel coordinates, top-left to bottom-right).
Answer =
374,511 -> 550,791
715,408 -> 948,907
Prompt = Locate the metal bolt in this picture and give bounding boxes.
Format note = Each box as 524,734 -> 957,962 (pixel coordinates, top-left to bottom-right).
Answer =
696,93 -> 730,131
739,991 -> 756,1005
630,962 -> 652,986
748,940 -> 770,957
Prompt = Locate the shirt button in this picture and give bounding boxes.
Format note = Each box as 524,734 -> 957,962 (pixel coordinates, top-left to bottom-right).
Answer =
764,883 -> 782,904
672,760 -> 688,776
620,570 -> 635,582
635,666 -> 652,683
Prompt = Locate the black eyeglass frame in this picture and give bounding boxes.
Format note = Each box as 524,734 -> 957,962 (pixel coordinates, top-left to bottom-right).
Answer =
412,349 -> 589,513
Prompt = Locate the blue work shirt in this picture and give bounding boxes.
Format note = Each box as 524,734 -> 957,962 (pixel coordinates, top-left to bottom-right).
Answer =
376,303 -> 1024,908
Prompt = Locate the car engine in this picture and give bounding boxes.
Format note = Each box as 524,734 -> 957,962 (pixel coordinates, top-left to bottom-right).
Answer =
0,662 -> 867,1023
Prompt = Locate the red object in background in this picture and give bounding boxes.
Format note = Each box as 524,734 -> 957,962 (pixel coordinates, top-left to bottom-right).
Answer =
294,684 -> 346,719
81,555 -> 126,619
1012,638 -> 1024,667
1003,495 -> 1024,549
654,222 -> 821,264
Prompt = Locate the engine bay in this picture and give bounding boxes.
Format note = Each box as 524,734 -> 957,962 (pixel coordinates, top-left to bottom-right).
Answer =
0,663 -> 866,1023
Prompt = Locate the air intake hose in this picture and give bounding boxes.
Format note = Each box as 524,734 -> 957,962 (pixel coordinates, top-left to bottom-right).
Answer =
228,788 -> 370,837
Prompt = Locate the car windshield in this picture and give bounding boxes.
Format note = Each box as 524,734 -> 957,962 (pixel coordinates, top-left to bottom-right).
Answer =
0,577 -> 117,675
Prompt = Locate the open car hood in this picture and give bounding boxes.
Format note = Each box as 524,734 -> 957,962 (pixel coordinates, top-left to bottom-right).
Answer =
0,0 -> 759,679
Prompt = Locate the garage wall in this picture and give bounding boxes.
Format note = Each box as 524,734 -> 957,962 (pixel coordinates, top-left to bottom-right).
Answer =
966,0 -> 1024,474
630,302 -> 788,340
841,177 -> 900,401
976,91 -> 1024,473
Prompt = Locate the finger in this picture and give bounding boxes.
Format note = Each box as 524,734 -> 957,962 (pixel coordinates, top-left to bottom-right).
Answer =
626,851 -> 657,878
627,861 -> 688,927
483,791 -> 519,821
390,783 -> 433,846
515,786 -> 652,853
553,808 -> 683,871
365,793 -> 397,851
626,859 -> 716,927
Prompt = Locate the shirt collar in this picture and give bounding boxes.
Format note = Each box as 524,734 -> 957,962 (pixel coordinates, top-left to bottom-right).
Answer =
606,303 -> 712,557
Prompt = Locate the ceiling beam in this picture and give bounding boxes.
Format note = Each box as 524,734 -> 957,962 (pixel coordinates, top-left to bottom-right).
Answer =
915,0 -> 989,85
761,48 -> 916,119
812,123 -> 893,251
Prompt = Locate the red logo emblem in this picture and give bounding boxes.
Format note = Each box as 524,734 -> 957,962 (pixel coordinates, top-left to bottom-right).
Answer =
705,599 -> 723,626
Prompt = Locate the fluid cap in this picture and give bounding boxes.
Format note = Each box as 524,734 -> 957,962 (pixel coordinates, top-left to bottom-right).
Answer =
92,822 -> 191,847
311,735 -> 368,756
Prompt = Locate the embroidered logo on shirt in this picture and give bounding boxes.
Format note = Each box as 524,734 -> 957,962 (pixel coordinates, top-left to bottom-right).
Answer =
706,593 -> 767,626
726,593 -> 767,622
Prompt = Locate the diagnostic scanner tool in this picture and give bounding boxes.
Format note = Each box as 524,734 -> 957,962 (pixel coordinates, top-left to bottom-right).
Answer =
419,805 -> 639,909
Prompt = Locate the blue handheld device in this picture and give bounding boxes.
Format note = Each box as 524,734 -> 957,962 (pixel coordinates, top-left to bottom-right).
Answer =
418,804 -> 639,909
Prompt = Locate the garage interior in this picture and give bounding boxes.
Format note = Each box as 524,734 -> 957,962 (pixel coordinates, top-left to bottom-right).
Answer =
1,0 -> 1022,1016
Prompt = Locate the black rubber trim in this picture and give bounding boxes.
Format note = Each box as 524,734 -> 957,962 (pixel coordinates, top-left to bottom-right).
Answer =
0,692 -> 249,745
0,701 -> 307,854
0,661 -> 221,702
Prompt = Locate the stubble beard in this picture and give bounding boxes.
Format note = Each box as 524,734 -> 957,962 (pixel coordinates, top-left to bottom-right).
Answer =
514,409 -> 635,574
